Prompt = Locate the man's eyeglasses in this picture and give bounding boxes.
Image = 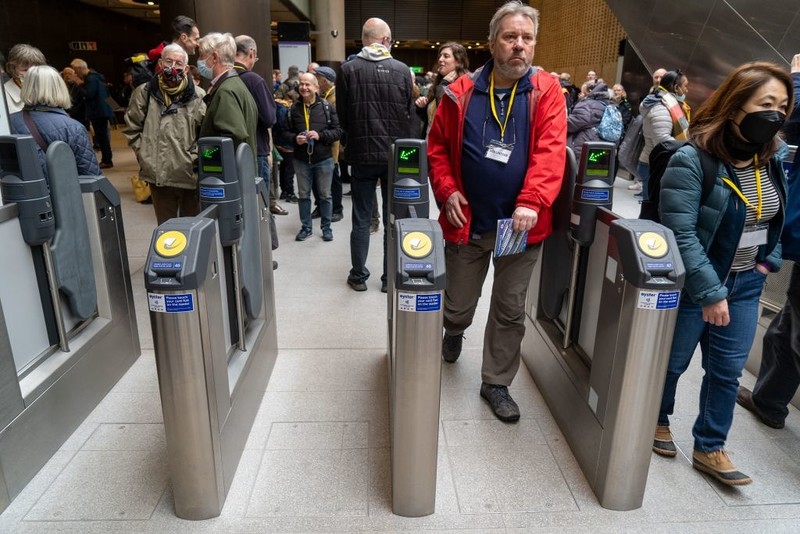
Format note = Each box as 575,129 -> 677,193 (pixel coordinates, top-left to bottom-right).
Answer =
382,36 -> 394,47
161,58 -> 186,68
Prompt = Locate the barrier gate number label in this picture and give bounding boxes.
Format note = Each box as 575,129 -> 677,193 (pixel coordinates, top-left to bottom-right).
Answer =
398,291 -> 442,313
148,293 -> 195,313
637,290 -> 680,310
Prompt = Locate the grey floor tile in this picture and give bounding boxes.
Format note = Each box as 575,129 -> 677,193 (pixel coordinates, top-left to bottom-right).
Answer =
447,443 -> 576,514
254,390 -> 387,425
266,421 -> 368,450
246,448 -> 369,517
111,350 -> 160,393
82,423 -> 166,451
266,349 -> 388,392
85,388 -> 163,424
58,418 -> 100,451
23,449 -> 169,521
442,418 -> 547,448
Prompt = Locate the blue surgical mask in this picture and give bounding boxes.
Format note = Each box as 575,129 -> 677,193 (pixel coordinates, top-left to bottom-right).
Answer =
675,92 -> 686,102
196,58 -> 213,80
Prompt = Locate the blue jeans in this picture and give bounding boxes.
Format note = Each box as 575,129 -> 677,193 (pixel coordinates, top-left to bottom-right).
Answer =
637,161 -> 650,200
257,155 -> 271,203
348,164 -> 388,284
295,157 -> 334,231
658,268 -> 767,452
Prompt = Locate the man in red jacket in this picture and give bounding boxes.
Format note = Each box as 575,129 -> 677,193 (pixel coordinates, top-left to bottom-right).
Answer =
428,0 -> 566,422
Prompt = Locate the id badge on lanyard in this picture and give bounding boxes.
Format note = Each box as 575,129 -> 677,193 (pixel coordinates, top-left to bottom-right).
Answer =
485,140 -> 513,164
738,223 -> 768,248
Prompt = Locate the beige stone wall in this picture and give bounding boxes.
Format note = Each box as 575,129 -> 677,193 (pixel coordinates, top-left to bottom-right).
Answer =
529,0 -> 626,86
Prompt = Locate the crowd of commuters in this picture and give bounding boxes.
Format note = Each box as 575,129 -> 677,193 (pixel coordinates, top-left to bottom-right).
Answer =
3,0 -> 799,492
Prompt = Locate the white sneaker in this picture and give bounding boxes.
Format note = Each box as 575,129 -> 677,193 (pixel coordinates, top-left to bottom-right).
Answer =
627,182 -> 642,191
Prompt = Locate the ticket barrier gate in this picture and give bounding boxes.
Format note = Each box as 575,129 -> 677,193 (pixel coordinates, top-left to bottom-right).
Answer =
521,142 -> 685,510
386,140 -> 445,517
0,136 -> 139,513
145,138 -> 277,520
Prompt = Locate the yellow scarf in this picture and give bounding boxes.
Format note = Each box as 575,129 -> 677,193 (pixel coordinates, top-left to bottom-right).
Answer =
158,75 -> 188,107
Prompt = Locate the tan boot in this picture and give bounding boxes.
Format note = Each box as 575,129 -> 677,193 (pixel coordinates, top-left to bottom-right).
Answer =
653,425 -> 677,457
692,449 -> 752,486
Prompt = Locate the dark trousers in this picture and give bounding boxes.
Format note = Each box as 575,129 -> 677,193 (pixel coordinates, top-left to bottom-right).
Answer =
150,184 -> 200,225
752,263 -> 800,424
90,117 -> 112,164
278,151 -> 295,196
348,164 -> 388,284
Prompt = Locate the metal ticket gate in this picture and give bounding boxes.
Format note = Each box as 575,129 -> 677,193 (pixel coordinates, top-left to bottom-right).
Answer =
386,139 -> 446,517
145,138 -> 277,520
0,136 -> 139,513
521,141 -> 686,510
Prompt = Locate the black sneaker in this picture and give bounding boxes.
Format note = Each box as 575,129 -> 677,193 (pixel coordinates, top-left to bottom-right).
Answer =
272,260 -> 278,270
736,386 -> 784,429
286,193 -> 299,203
380,280 -> 387,293
322,228 -> 333,241
347,278 -> 367,292
332,212 -> 344,222
442,333 -> 463,363
480,383 -> 520,423
311,207 -> 321,219
295,228 -> 312,241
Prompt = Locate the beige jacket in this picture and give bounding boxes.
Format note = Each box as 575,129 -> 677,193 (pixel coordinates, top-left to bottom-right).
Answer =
124,81 -> 206,189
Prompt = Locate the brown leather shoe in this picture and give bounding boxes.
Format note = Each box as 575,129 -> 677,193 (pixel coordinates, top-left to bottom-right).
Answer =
692,449 -> 752,486
270,204 -> 289,215
653,425 -> 677,457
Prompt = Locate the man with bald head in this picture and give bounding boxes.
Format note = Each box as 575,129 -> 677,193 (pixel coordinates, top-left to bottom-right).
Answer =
337,17 -> 414,292
652,67 -> 667,91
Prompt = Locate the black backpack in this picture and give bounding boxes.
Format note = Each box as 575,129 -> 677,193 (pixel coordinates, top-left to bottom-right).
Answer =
639,140 -> 718,223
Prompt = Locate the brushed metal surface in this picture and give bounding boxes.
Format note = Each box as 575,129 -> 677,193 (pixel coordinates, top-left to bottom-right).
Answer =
0,187 -> 139,515
391,296 -> 443,517
523,211 -> 680,511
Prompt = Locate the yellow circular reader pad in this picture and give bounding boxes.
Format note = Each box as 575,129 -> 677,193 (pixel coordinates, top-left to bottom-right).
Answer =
156,231 -> 188,257
638,231 -> 668,258
402,231 -> 433,258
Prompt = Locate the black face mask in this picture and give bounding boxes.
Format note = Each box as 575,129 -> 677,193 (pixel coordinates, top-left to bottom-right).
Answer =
735,110 -> 786,145
161,66 -> 183,85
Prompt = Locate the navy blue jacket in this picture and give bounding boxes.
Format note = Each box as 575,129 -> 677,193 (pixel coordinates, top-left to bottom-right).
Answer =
234,62 -> 276,156
10,105 -> 100,177
285,95 -> 343,164
83,70 -> 112,120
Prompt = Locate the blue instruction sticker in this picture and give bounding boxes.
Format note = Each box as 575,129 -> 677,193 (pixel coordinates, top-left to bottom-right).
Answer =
151,261 -> 182,270
645,262 -> 673,271
637,290 -> 680,310
148,292 -> 195,313
199,186 -> 225,199
580,189 -> 610,201
394,187 -> 421,200
403,262 -> 433,271
397,291 -> 442,313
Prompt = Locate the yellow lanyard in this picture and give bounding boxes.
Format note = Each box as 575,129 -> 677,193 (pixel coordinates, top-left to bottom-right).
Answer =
323,87 -> 334,100
489,73 -> 518,142
722,154 -> 763,221
302,101 -> 311,132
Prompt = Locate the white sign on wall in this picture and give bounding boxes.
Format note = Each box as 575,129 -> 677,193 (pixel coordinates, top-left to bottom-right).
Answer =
278,42 -> 311,76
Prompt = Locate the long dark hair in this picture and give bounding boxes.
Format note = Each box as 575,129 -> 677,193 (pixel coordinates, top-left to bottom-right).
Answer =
690,62 -> 793,163
430,42 -> 469,102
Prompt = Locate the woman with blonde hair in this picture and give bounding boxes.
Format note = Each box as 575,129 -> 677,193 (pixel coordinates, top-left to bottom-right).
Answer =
9,65 -> 99,177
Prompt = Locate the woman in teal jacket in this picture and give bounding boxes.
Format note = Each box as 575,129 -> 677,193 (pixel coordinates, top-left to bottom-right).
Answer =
653,62 -> 791,487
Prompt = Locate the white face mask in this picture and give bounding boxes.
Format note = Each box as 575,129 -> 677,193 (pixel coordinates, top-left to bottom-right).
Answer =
675,92 -> 686,102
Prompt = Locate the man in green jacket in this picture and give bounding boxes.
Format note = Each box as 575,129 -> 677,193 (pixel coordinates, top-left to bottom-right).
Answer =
197,32 -> 257,161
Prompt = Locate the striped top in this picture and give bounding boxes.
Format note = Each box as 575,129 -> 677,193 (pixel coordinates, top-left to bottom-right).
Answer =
730,162 -> 781,272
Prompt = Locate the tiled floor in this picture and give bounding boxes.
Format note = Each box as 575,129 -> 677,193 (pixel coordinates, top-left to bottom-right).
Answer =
2,134 -> 800,532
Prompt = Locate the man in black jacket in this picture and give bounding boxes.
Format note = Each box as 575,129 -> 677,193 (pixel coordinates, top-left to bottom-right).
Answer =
337,17 -> 414,292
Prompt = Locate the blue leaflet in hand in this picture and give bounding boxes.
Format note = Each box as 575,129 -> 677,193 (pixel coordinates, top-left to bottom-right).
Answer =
494,218 -> 528,257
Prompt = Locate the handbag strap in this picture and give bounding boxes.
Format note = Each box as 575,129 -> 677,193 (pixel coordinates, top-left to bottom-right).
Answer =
22,111 -> 49,152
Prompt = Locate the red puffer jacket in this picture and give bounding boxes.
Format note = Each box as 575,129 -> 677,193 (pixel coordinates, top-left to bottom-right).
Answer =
428,66 -> 567,245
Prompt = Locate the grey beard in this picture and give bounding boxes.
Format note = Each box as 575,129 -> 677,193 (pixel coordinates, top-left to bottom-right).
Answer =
494,58 -> 529,81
